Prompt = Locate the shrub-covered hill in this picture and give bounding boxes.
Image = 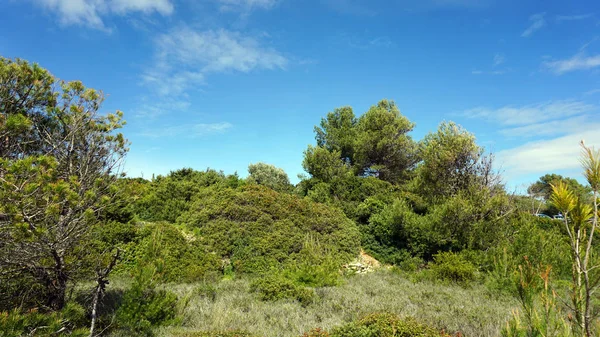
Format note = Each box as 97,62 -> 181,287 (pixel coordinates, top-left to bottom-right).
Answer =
114,176 -> 361,281
178,184 -> 361,274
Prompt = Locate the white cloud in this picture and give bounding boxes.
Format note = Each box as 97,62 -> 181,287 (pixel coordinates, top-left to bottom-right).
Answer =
500,115 -> 598,137
369,37 -> 394,48
139,122 -> 234,138
132,97 -> 192,119
556,13 -> 594,22
543,52 -> 600,74
521,12 -> 546,37
463,100 -> 594,126
497,129 -> 600,177
145,27 -> 288,96
31,0 -> 174,30
493,53 -> 505,67
584,89 -> 600,96
464,98 -> 600,181
471,69 -> 506,75
217,0 -> 279,11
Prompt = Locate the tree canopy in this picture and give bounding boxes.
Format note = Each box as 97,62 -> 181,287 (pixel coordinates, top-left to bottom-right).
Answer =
306,99 -> 418,184
247,162 -> 292,192
0,57 -> 128,310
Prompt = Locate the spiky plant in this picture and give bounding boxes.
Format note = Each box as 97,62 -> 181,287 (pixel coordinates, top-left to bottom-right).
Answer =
580,141 -> 600,337
549,142 -> 600,337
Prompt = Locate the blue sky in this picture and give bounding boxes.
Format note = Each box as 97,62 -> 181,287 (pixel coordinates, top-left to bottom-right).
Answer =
1,0 -> 599,190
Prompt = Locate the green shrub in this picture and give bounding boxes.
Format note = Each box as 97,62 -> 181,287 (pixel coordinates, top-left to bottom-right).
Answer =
330,313 -> 451,337
116,222 -> 221,283
284,235 -> 342,287
135,168 -> 243,223
250,275 -> 316,306
430,251 -> 477,284
179,184 -> 360,275
0,304 -> 88,337
0,274 -> 48,312
392,250 -> 424,272
116,266 -> 180,335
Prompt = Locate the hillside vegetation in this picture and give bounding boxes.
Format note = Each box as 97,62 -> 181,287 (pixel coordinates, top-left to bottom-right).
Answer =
1,57 -> 600,337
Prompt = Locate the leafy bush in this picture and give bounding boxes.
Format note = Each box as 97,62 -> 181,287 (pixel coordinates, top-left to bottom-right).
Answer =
0,274 -> 48,312
330,313 -> 451,337
430,251 -> 477,284
284,235 -> 342,287
250,275 -> 316,306
116,266 -> 180,335
0,303 -> 88,337
179,184 -> 360,275
135,168 -> 243,223
396,253 -> 424,272
298,175 -> 397,222
247,162 -> 292,193
115,222 -> 221,283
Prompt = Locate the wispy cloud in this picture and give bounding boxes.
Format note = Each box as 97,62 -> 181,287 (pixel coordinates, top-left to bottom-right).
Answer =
556,13 -> 594,22
543,52 -> 600,74
132,97 -> 192,119
500,115 -> 598,138
464,99 -> 600,181
337,34 -> 394,49
521,12 -> 546,37
144,27 -> 288,96
493,53 -> 505,67
369,37 -> 394,48
30,0 -> 174,30
497,129 -> 600,178
471,53 -> 508,75
217,0 -> 279,11
584,89 -> 600,96
462,100 -> 594,127
139,122 -> 234,138
471,69 -> 506,75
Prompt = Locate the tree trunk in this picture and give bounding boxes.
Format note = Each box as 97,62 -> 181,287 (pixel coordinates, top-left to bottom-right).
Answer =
47,272 -> 68,311
89,283 -> 101,337
47,250 -> 68,311
89,249 -> 120,337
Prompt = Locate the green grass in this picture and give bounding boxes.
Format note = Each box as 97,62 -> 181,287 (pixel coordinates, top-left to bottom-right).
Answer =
142,269 -> 516,337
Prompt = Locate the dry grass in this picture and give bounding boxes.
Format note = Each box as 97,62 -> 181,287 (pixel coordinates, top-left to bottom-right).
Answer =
152,269 -> 516,337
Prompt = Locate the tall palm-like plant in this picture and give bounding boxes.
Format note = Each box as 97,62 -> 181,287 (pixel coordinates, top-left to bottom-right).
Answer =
550,142 -> 600,336
580,141 -> 600,336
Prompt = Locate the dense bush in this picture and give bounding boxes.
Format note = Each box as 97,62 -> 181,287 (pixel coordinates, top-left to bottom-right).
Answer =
133,223 -> 219,282
330,313 -> 451,337
0,275 -> 49,312
247,162 -> 292,193
250,275 -> 316,306
135,168 -> 243,223
0,302 -> 88,337
298,175 -> 398,222
179,184 -> 360,275
283,235 -> 342,287
361,187 -> 512,263
430,251 -> 477,284
100,222 -> 221,283
116,266 -> 180,335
